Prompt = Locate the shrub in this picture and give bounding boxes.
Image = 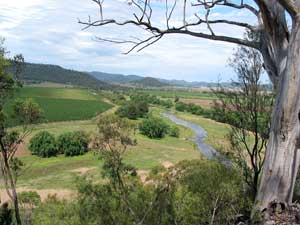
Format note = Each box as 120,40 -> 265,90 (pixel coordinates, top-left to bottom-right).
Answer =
29,131 -> 57,158
175,102 -> 187,112
0,203 -> 12,225
139,117 -> 169,139
19,191 -> 41,207
31,197 -> 80,225
169,126 -> 180,137
160,99 -> 173,108
116,101 -> 149,119
57,131 -> 89,157
174,160 -> 251,225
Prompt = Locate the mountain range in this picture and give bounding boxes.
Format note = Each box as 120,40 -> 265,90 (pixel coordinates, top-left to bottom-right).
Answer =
17,62 -> 224,89
89,71 -> 218,87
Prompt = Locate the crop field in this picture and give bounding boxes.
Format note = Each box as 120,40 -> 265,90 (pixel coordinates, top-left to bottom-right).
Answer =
4,87 -> 113,126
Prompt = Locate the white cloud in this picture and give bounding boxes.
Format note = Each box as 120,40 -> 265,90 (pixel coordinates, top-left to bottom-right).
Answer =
0,0 -> 256,81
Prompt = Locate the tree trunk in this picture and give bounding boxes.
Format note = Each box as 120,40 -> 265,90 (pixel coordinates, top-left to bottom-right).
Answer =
255,16 -> 300,210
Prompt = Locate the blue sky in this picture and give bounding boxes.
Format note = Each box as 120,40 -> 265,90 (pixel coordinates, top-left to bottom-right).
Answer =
0,0 -> 257,82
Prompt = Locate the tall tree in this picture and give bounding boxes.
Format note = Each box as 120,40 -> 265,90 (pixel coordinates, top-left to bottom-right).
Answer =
213,36 -> 273,200
80,0 -> 300,211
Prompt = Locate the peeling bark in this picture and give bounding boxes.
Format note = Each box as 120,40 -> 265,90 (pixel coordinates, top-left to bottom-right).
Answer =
255,16 -> 300,210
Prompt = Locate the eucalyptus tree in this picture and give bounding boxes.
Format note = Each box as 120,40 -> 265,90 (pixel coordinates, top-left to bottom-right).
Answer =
80,0 -> 300,212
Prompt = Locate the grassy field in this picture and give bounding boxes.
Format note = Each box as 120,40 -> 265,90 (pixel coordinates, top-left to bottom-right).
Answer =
4,87 -> 113,126
14,109 -> 202,190
141,89 -> 217,100
2,87 -> 230,194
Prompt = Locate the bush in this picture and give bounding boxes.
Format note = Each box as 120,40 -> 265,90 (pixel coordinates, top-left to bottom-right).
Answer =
19,191 -> 41,207
174,160 -> 251,225
31,196 -> 80,225
29,131 -> 58,158
73,160 -> 250,225
175,102 -> 187,112
169,126 -> 180,137
0,203 -> 12,225
116,101 -> 149,119
57,131 -> 89,156
139,117 -> 169,139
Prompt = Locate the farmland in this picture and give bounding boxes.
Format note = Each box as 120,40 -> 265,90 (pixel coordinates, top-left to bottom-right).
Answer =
140,89 -> 217,100
4,87 -> 113,126
2,86 -> 231,191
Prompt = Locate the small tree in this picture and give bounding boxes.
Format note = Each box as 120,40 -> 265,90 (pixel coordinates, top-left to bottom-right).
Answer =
29,131 -> 57,158
57,131 -> 89,156
213,38 -> 273,200
116,101 -> 149,120
87,114 -> 174,225
0,40 -> 42,225
139,117 -> 169,139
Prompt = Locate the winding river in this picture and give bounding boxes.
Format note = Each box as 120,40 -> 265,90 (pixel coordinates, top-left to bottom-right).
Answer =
162,112 -> 231,166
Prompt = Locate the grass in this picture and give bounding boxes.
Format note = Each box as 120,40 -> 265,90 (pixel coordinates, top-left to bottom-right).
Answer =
14,108 -> 202,190
13,87 -> 103,101
4,87 -> 113,126
141,90 -> 217,100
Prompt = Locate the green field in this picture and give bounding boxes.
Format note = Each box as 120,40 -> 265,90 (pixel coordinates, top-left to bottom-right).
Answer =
15,109 -> 202,190
4,87 -> 113,126
2,87 -> 230,193
140,89 -> 217,100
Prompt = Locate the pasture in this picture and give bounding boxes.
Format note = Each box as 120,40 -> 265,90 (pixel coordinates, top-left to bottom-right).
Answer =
14,108 -> 202,190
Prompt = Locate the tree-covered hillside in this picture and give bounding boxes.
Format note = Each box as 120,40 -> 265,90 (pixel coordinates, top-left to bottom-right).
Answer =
130,77 -> 169,87
90,71 -> 143,83
18,63 -> 115,90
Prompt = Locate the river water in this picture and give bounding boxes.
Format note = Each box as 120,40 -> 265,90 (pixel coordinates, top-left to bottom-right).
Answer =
162,112 -> 231,166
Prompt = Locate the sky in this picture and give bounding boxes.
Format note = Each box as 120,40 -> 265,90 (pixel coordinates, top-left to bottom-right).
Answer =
0,0 -> 257,82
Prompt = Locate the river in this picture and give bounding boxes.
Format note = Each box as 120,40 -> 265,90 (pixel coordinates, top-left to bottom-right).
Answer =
161,112 -> 231,166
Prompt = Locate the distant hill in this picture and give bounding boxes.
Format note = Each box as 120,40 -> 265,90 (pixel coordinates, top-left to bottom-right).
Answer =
89,71 -> 224,87
130,77 -> 168,87
90,71 -> 142,84
18,63 -> 115,90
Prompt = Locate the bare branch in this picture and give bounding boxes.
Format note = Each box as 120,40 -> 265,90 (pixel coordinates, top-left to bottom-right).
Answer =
277,0 -> 300,17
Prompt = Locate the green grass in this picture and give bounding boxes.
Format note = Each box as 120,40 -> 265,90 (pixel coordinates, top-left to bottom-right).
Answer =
13,87 -> 103,101
4,87 -> 113,126
140,90 -> 217,100
15,109 -> 202,190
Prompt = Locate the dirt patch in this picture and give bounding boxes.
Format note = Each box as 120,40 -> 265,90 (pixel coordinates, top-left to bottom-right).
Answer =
15,137 -> 31,157
137,170 -> 149,183
162,161 -> 174,168
0,188 -> 75,203
180,98 -> 216,109
70,167 -> 96,174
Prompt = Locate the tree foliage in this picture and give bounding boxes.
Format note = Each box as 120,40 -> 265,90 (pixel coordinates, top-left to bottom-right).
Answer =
116,101 -> 149,120
139,116 -> 169,139
213,40 -> 272,200
57,131 -> 90,156
29,131 -> 58,158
